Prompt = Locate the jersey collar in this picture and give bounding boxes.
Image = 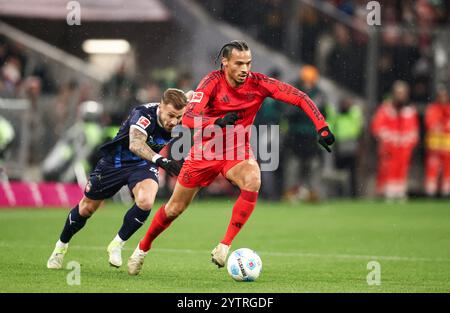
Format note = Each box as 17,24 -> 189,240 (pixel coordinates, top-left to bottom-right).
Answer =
156,107 -> 164,128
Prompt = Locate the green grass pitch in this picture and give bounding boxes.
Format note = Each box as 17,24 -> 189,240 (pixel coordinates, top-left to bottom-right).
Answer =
0,199 -> 449,293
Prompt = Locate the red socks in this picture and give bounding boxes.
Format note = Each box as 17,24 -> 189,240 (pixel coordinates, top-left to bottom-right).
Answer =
221,190 -> 258,246
139,204 -> 173,252
139,190 -> 258,251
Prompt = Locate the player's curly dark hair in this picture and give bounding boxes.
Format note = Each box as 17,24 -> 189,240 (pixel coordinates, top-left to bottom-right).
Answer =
215,40 -> 249,69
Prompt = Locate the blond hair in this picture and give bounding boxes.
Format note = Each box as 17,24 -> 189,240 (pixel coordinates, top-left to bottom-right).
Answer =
162,88 -> 187,110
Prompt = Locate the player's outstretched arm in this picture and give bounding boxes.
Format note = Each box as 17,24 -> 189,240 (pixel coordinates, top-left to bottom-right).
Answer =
129,128 -> 181,176
259,75 -> 335,152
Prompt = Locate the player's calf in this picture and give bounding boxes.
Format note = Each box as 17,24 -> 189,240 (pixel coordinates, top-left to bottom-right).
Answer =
164,200 -> 188,219
59,204 -> 90,244
221,189 -> 258,245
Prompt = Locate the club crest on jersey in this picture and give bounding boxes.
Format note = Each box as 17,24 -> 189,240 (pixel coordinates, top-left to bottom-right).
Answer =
182,171 -> 192,184
137,116 -> 151,129
190,92 -> 204,103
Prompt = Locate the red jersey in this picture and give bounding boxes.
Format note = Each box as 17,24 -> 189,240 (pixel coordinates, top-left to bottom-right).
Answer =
371,101 -> 419,150
182,70 -> 327,159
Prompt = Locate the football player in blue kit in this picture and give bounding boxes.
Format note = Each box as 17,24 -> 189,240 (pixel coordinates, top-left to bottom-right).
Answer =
47,88 -> 188,269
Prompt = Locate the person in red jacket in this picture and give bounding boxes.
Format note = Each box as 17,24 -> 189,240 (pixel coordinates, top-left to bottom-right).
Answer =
127,40 -> 335,275
424,86 -> 450,197
371,81 -> 419,201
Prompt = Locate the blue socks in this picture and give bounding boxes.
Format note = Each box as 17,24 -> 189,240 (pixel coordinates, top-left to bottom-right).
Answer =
59,205 -> 88,243
118,204 -> 151,241
59,203 -> 150,244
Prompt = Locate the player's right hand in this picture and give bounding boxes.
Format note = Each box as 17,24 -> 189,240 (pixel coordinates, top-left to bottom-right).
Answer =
154,156 -> 182,176
214,112 -> 239,128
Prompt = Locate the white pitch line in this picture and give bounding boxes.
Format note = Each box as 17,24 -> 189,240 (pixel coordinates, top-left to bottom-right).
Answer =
1,241 -> 449,263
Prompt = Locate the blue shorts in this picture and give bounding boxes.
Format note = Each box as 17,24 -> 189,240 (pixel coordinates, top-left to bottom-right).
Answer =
84,158 -> 159,200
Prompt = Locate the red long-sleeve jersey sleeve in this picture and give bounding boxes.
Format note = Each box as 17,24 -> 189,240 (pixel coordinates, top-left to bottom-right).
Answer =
182,72 -> 220,129
256,73 -> 328,131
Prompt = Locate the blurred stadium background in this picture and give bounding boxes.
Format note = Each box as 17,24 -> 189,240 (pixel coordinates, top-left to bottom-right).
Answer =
0,0 -> 449,205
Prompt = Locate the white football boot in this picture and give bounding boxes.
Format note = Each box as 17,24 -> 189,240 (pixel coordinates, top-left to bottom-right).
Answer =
107,236 -> 126,268
211,243 -> 230,268
127,245 -> 148,275
47,240 -> 68,269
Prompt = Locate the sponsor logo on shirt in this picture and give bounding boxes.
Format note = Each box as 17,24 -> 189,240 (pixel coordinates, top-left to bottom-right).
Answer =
190,92 -> 204,103
137,116 -> 151,129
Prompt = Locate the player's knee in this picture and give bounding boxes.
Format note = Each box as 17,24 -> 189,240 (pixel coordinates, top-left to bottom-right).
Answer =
135,196 -> 154,211
79,199 -> 99,217
242,173 -> 261,192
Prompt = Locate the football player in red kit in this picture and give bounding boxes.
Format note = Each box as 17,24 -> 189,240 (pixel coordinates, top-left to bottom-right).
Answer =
128,40 -> 335,275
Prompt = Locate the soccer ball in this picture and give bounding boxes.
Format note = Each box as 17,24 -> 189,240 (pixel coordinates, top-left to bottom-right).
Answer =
227,248 -> 262,282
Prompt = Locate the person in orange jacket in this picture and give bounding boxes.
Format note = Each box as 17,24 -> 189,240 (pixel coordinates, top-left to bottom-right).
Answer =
371,81 -> 419,200
424,86 -> 450,197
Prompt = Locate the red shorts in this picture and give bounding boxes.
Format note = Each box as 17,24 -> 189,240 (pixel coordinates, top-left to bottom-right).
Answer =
178,146 -> 254,188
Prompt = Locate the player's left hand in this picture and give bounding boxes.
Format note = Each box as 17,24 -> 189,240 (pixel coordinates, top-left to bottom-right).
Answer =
154,156 -> 182,176
317,126 -> 335,153
214,112 -> 239,128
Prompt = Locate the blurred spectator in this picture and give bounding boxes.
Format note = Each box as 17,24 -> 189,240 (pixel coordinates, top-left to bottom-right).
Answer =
298,5 -> 320,64
197,0 -> 447,104
21,76 -> 45,179
5,41 -> 27,78
0,36 -> 57,99
283,65 -> 329,202
326,23 -> 365,93
371,81 -> 419,201
53,80 -> 82,136
256,0 -> 284,49
0,35 -> 8,66
0,55 -> 22,97
42,101 -> 105,182
424,85 -> 450,197
377,52 -> 397,101
136,81 -> 162,104
254,68 -> 284,200
176,72 -> 195,92
32,64 -> 56,95
102,63 -> 138,119
327,97 -> 363,197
